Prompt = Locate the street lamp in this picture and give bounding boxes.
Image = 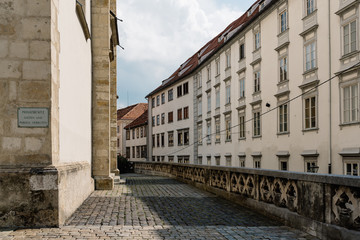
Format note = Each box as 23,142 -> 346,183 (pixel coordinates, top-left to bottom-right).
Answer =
310,165 -> 319,173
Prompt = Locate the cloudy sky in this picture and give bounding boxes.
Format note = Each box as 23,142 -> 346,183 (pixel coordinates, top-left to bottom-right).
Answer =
116,0 -> 256,108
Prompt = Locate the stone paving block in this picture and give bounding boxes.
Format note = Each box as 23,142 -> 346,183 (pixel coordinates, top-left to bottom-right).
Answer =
0,174 -> 320,240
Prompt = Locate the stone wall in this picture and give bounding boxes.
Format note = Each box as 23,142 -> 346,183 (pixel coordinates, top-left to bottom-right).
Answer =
133,161 -> 360,240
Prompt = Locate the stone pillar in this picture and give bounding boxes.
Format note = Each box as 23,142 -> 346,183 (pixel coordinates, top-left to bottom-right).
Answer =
91,0 -> 114,190
110,0 -> 119,175
0,0 -> 60,227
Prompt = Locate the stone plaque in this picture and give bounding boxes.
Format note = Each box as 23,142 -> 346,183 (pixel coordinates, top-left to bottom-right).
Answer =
18,108 -> 49,128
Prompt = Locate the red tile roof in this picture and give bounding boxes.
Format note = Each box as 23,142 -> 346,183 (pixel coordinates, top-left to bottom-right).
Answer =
146,0 -> 276,97
117,103 -> 148,120
124,109 -> 148,129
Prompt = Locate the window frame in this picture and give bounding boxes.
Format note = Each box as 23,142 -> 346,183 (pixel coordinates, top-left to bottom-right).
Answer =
168,111 -> 174,123
253,110 -> 261,137
254,71 -> 261,93
278,102 -> 289,134
303,95 -> 317,130
168,89 -> 173,101
168,131 -> 174,147
342,83 -> 359,124
225,114 -> 232,141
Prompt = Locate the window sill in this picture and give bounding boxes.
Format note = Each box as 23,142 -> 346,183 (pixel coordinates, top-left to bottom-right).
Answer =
238,137 -> 246,141
215,140 -> 221,144
340,121 -> 360,127
252,91 -> 261,96
277,28 -> 289,38
303,67 -> 318,76
277,131 -> 289,136
302,127 -> 319,133
225,139 -> 232,143
252,135 -> 262,139
302,9 -> 317,21
340,50 -> 360,61
277,79 -> 289,86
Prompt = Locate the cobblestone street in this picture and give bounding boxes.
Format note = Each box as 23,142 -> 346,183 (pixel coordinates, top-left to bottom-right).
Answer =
1,174 -> 319,239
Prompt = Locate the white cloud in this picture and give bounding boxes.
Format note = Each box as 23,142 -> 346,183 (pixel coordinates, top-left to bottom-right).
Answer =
116,0 -> 244,107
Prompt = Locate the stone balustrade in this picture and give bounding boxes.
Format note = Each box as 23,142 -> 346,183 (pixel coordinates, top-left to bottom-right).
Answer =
132,161 -> 360,240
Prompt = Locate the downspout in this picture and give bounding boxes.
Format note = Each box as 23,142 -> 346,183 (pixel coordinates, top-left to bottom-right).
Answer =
328,0 -> 332,174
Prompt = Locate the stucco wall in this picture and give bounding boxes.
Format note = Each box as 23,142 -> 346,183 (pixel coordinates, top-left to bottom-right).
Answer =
58,0 -> 92,164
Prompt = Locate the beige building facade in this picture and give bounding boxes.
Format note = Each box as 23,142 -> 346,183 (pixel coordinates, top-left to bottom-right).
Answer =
0,0 -> 119,227
147,0 -> 360,176
124,110 -> 148,161
117,103 -> 147,156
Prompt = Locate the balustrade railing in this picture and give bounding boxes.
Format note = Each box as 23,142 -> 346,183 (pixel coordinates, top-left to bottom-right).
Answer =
132,161 -> 360,239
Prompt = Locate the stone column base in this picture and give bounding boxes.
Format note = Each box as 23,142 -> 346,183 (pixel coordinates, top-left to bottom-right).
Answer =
111,169 -> 120,176
94,176 -> 114,190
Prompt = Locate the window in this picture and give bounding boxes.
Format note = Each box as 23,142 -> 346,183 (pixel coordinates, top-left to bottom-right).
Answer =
157,156 -> 160,162
216,59 -> 220,76
279,103 -> 289,133
168,156 -> 174,162
177,108 -> 182,121
239,156 -> 245,167
197,97 -> 202,116
117,138 -> 119,148
152,97 -> 155,108
207,66 -> 211,81
343,84 -> 359,123
239,43 -> 245,60
184,106 -> 189,119
215,87 -> 220,108
215,156 -> 220,166
156,95 -> 160,106
226,156 -> 232,167
126,147 -> 130,158
168,89 -> 173,101
345,160 -> 359,176
279,57 -> 288,82
126,130 -> 130,140
253,111 -> 261,137
168,111 -> 174,123
177,129 -> 189,146
132,146 -> 135,158
168,131 -> 174,147
304,157 -> 318,172
254,71 -> 260,93
156,115 -> 160,126
198,156 -> 202,165
215,117 -> 220,143
304,96 -> 317,129
254,31 -> 261,50
239,78 -> 245,98
141,146 -> 147,158
343,21 -> 357,55
152,135 -> 155,147
253,157 -> 261,168
207,156 -> 211,165
136,146 -> 140,158
132,129 -> 135,139
177,85 -> 182,97
239,113 -> 246,139
144,126 -> 147,137
226,51 -> 231,68
136,128 -> 139,138
279,157 -> 288,171
161,93 -> 165,104
183,82 -> 189,95
161,113 -> 165,125
206,120 -> 211,143
225,114 -> 231,141
156,134 -> 160,147
207,92 -> 211,112
197,73 -> 202,88
280,10 -> 287,33
306,0 -> 314,15
140,127 -> 143,138
305,42 -> 316,71
225,85 -> 231,104
197,123 -> 203,145
152,116 -> 155,127
161,133 -> 165,147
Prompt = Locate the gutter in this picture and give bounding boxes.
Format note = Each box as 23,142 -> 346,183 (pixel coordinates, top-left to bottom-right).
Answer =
328,0 -> 332,174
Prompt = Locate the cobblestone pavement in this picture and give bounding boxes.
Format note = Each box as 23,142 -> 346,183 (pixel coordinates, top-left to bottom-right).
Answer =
0,174 -> 319,239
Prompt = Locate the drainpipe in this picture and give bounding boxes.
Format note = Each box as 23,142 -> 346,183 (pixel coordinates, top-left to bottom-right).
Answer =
328,0 -> 332,174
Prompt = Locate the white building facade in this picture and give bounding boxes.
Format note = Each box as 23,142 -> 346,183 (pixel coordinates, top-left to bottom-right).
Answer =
147,0 -> 360,176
